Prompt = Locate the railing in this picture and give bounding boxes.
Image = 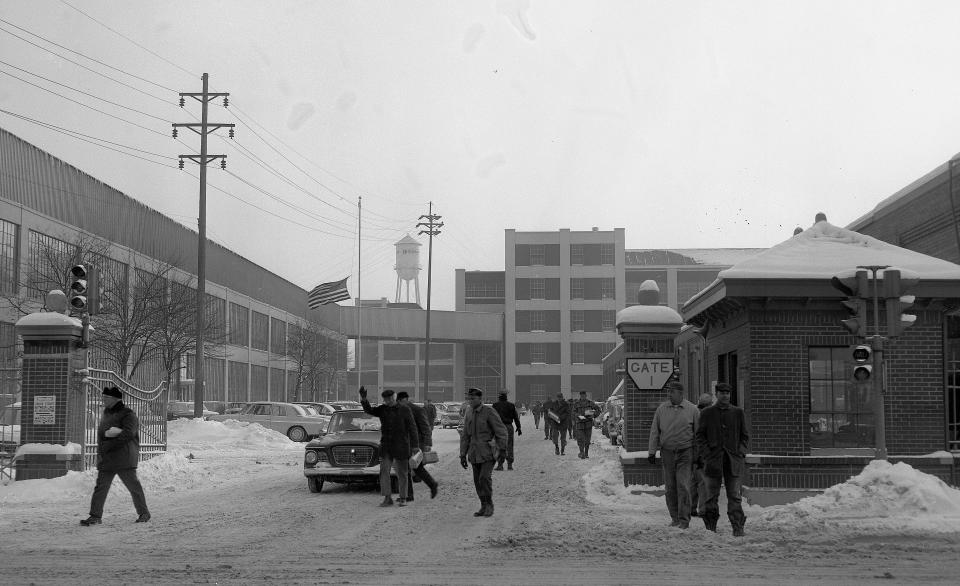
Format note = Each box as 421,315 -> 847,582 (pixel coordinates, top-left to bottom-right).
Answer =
82,369 -> 168,470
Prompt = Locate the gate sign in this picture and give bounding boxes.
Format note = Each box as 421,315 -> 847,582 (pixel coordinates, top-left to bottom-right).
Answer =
34,395 -> 56,425
626,358 -> 674,390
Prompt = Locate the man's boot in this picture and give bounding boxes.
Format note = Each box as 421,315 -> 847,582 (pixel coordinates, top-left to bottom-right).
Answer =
379,496 -> 394,507
495,458 -> 504,471
473,500 -> 486,517
507,462 -> 513,470
555,445 -> 560,455
483,500 -> 494,517
584,445 -> 590,458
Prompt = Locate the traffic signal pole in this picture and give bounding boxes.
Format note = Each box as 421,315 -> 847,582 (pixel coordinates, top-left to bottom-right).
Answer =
859,264 -> 889,461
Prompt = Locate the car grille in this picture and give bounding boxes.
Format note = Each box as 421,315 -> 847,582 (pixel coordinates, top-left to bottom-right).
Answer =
330,445 -> 376,467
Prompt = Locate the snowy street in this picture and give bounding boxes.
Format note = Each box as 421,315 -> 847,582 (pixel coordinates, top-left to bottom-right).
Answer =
1,414 -> 959,585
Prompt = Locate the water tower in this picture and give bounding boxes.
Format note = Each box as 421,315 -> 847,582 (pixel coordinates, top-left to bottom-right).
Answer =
394,234 -> 422,305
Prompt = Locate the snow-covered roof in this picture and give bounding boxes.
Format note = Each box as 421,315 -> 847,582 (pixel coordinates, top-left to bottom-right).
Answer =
616,304 -> 683,326
625,248 -> 765,267
719,220 -> 960,280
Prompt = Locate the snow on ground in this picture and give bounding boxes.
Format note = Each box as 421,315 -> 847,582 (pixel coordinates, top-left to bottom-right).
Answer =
3,419 -> 960,540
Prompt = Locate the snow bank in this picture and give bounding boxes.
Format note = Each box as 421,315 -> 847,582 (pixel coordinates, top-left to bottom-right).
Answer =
757,460 -> 960,535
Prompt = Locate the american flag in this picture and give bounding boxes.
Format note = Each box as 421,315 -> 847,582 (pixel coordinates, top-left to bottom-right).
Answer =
307,277 -> 351,309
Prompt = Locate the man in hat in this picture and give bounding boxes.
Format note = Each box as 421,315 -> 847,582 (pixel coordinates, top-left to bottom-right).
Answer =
80,386 -> 150,525
459,387 -> 508,517
491,391 -> 522,470
696,382 -> 750,536
572,390 -> 600,459
396,391 -> 439,500
360,386 -> 420,507
648,381 -> 699,529
548,392 -> 570,456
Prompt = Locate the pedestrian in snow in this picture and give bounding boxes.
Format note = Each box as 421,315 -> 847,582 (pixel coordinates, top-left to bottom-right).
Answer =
689,392 -> 715,518
695,382 -> 750,536
541,397 -> 555,440
648,381 -> 699,529
80,386 -> 150,526
548,392 -> 570,455
459,387 -> 508,517
491,392 -> 522,470
424,397 -> 438,429
397,391 -> 439,500
572,390 -> 600,459
531,401 -> 542,430
360,387 -> 420,507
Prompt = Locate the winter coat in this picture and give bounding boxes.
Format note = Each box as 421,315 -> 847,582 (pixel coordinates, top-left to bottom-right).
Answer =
572,399 -> 600,430
96,401 -> 140,472
361,399 -> 419,459
408,402 -> 433,449
492,399 -> 521,432
424,402 -> 437,427
460,404 -> 509,464
549,399 -> 570,430
695,403 -> 750,479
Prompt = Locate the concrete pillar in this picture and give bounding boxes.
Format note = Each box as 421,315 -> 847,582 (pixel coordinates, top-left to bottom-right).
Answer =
14,311 -> 88,480
615,280 -> 683,487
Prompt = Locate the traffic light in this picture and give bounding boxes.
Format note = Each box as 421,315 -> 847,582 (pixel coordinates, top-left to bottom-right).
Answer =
852,344 -> 872,382
883,269 -> 918,337
831,269 -> 870,337
68,264 -> 100,315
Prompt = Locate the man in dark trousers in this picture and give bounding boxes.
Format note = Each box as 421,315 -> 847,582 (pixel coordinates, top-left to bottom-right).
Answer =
397,391 -> 438,500
424,397 -> 438,429
648,381 -> 699,529
460,387 -> 508,517
696,383 -> 750,536
572,390 -> 600,459
548,392 -> 570,455
531,401 -> 542,430
80,386 -> 150,525
689,392 -> 714,518
491,392 -> 522,470
360,387 -> 420,507
541,397 -> 554,440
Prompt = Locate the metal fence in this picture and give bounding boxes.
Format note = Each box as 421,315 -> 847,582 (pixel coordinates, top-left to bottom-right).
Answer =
83,369 -> 168,470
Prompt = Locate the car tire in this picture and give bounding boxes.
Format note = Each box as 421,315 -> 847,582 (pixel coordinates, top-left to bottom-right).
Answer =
287,426 -> 308,442
308,476 -> 324,493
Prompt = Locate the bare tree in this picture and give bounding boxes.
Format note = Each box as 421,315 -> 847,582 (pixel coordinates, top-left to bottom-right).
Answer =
287,320 -> 342,403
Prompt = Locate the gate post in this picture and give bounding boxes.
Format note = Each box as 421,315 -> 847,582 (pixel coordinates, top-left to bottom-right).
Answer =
14,304 -> 89,480
616,281 -> 683,487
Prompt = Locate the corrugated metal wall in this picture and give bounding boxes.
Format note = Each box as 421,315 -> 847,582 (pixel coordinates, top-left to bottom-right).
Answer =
0,128 -> 311,317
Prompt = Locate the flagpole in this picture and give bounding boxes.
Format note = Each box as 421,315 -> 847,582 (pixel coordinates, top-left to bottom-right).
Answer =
356,196 -> 362,398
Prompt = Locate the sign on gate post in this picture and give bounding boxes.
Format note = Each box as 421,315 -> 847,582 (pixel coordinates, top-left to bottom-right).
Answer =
626,358 -> 674,390
33,396 -> 56,425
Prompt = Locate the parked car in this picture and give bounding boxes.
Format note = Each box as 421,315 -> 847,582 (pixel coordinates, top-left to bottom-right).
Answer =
304,409 -> 404,493
224,402 -> 247,415
439,403 -> 463,429
209,401 -> 326,441
166,401 -> 218,421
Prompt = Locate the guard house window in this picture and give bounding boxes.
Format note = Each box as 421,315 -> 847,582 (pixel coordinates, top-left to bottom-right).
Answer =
530,278 -> 545,300
571,310 -> 584,332
601,278 -> 615,299
570,244 -> 584,265
571,342 -> 585,364
530,310 -> 546,332
600,243 -> 614,265
570,278 -> 584,300
601,311 -> 615,332
530,244 -> 545,266
530,343 -> 546,364
809,347 -> 873,450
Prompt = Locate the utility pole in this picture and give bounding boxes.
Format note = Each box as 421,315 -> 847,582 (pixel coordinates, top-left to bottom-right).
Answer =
173,73 -> 234,418
417,203 -> 442,402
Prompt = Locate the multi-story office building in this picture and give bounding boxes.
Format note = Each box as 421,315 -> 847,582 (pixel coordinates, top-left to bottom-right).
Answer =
457,229 -> 762,406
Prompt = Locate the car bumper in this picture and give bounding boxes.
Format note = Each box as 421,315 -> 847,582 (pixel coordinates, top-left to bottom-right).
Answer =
304,465 -> 392,479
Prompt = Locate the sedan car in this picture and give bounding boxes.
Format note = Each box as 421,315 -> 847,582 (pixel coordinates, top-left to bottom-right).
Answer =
439,403 -> 463,429
209,401 -> 326,441
166,401 -> 218,421
303,409 -> 389,493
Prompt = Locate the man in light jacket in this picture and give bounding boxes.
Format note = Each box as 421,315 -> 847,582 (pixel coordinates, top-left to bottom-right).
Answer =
459,387 -> 508,517
648,381 -> 699,529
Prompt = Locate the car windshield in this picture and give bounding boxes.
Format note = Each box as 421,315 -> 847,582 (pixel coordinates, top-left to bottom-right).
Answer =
327,411 -> 381,433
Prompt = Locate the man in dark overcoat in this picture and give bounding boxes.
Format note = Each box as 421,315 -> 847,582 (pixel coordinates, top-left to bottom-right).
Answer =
548,392 -> 570,455
491,392 -> 522,470
80,386 -> 150,525
695,383 -> 750,536
360,387 -> 420,507
541,397 -> 555,440
397,392 -> 438,500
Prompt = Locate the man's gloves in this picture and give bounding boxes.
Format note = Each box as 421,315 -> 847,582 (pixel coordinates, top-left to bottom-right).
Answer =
516,428 -> 522,436
358,386 -> 367,399
647,452 -> 657,465
105,426 -> 122,438
460,455 -> 468,469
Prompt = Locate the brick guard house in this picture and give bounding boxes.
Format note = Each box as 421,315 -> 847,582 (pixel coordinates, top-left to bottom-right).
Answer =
620,219 -> 960,502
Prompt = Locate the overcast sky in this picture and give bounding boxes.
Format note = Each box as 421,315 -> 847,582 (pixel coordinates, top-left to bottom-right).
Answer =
3,1 -> 960,311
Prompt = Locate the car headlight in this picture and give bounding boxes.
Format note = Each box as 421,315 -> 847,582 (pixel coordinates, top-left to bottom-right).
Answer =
304,451 -> 319,465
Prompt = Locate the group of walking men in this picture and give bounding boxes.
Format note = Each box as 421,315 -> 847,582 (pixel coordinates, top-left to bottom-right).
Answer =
648,381 -> 750,536
530,391 -> 600,459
